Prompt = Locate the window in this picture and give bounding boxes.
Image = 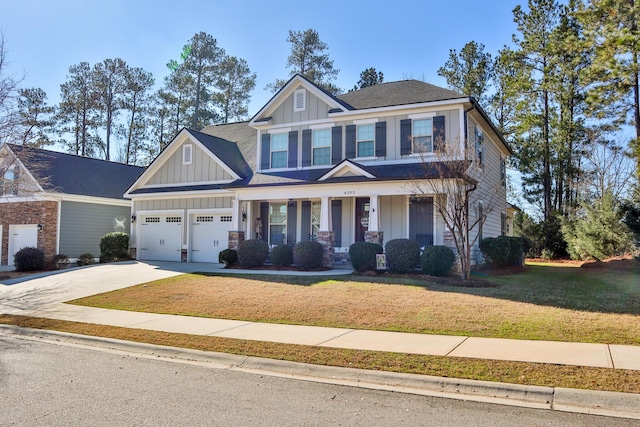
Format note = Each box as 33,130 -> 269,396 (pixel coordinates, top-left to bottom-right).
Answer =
270,133 -> 288,168
269,203 -> 287,246
412,118 -> 433,153
182,144 -> 193,165
294,89 -> 306,112
312,128 -> 331,165
356,124 -> 374,157
2,166 -> 16,195
311,201 -> 321,240
475,126 -> 484,166
500,156 -> 506,188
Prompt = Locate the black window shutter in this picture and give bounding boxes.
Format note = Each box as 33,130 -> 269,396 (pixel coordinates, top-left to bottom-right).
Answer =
331,200 -> 342,247
301,201 -> 311,241
400,119 -> 412,155
261,133 -> 271,169
375,121 -> 386,157
287,202 -> 297,244
288,131 -> 298,168
345,125 -> 356,159
331,126 -> 342,165
433,116 -> 446,150
302,129 -> 312,167
260,202 -> 269,243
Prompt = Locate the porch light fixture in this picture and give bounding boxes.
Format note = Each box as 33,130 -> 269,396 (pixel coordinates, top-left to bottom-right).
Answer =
131,214 -> 136,223
37,224 -> 43,231
241,208 -> 246,222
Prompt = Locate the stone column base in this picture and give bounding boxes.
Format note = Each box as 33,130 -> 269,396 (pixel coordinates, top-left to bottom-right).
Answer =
228,231 -> 246,250
364,230 -> 384,246
443,230 -> 462,276
316,231 -> 335,268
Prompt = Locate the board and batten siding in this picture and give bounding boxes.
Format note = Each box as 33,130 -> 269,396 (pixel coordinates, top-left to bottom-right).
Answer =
59,201 -> 131,258
131,196 -> 233,247
146,143 -> 233,186
270,86 -> 332,125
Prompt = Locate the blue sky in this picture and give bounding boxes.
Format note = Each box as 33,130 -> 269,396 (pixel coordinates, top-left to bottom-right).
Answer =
2,0 -> 522,115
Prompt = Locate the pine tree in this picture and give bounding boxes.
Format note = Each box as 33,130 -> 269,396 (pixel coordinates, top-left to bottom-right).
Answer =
437,41 -> 493,103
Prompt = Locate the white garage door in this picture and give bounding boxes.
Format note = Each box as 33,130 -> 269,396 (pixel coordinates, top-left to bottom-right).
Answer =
138,215 -> 182,262
190,213 -> 232,263
9,224 -> 38,265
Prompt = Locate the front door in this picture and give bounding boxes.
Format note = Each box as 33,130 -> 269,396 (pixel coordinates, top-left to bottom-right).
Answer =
355,197 -> 370,242
8,224 -> 38,265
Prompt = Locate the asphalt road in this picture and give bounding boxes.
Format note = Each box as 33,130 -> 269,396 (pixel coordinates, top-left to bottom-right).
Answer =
0,331 -> 636,427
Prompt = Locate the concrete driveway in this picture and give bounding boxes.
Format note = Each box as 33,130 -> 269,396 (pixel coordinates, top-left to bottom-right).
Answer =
0,261 -> 224,315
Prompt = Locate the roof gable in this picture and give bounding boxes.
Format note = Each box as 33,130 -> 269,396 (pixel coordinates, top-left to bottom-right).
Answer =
250,74 -> 351,125
6,144 -> 143,199
318,160 -> 375,181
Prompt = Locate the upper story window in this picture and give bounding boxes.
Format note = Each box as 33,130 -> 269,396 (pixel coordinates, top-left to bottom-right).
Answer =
312,128 -> 331,165
357,124 -> 375,157
182,144 -> 193,165
2,166 -> 16,196
294,89 -> 306,112
412,118 -> 433,153
475,126 -> 484,167
270,133 -> 288,168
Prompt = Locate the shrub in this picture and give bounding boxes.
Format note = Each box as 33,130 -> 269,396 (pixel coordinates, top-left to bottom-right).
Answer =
479,236 -> 524,267
237,239 -> 269,268
77,253 -> 95,266
349,242 -> 383,272
270,244 -> 294,267
218,248 -> 238,267
293,240 -> 324,270
99,232 -> 129,263
385,239 -> 420,273
421,245 -> 455,276
53,254 -> 70,270
14,247 -> 44,272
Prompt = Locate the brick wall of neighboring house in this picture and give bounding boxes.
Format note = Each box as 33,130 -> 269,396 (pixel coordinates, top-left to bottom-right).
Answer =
0,201 -> 58,266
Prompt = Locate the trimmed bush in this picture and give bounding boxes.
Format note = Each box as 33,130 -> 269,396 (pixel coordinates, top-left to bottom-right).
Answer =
421,245 -> 455,276
385,239 -> 420,273
238,239 -> 269,268
53,254 -> 70,270
77,253 -> 95,266
218,248 -> 238,267
100,232 -> 129,263
349,242 -> 383,272
270,244 -> 294,267
293,240 -> 324,270
14,247 -> 44,272
479,236 -> 524,267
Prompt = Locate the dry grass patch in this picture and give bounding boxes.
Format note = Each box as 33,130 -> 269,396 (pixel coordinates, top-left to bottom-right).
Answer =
69,267 -> 640,345
2,314 -> 640,394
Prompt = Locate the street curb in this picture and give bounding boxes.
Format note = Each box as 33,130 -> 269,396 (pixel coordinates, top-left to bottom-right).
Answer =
3,324 -> 640,420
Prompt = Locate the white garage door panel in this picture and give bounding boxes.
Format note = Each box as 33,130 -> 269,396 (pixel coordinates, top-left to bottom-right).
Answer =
9,224 -> 38,265
139,215 -> 182,262
190,214 -> 232,263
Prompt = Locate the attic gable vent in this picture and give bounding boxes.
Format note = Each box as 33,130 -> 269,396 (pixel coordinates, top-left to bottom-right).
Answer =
182,144 -> 193,165
294,89 -> 306,112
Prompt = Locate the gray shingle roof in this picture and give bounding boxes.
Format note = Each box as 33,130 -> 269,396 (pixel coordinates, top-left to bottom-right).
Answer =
337,80 -> 466,109
9,144 -> 144,199
186,128 -> 252,179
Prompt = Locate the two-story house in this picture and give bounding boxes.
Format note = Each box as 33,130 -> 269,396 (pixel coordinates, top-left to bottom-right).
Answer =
125,74 -> 511,267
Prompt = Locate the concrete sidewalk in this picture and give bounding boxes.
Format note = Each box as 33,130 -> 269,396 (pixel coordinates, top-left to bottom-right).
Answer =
1,260 -> 639,371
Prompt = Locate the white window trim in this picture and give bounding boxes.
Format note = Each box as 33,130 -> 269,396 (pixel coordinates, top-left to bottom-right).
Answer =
309,122 -> 335,130
353,118 -> 378,125
182,144 -> 193,165
408,112 -> 436,120
294,89 -> 306,112
270,133 -> 289,169
312,128 -> 332,166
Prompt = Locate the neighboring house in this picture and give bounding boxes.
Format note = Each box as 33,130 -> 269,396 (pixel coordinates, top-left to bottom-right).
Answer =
0,144 -> 143,266
125,74 -> 512,267
506,203 -> 521,237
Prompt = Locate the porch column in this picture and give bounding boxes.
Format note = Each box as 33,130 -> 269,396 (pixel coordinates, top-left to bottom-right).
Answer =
228,198 -> 245,250
316,196 -> 335,267
364,194 -> 384,246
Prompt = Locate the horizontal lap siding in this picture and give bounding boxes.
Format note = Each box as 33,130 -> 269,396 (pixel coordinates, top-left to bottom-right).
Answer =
59,202 -> 131,258
147,143 -> 233,185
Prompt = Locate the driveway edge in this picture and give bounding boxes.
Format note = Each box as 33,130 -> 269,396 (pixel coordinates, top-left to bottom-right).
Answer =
3,324 -> 640,420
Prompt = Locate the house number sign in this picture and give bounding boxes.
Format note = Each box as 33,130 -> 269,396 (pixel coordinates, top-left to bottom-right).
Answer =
343,190 -> 356,195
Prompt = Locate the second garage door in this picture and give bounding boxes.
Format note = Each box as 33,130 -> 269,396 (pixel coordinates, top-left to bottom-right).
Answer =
190,213 -> 232,263
138,215 -> 182,262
